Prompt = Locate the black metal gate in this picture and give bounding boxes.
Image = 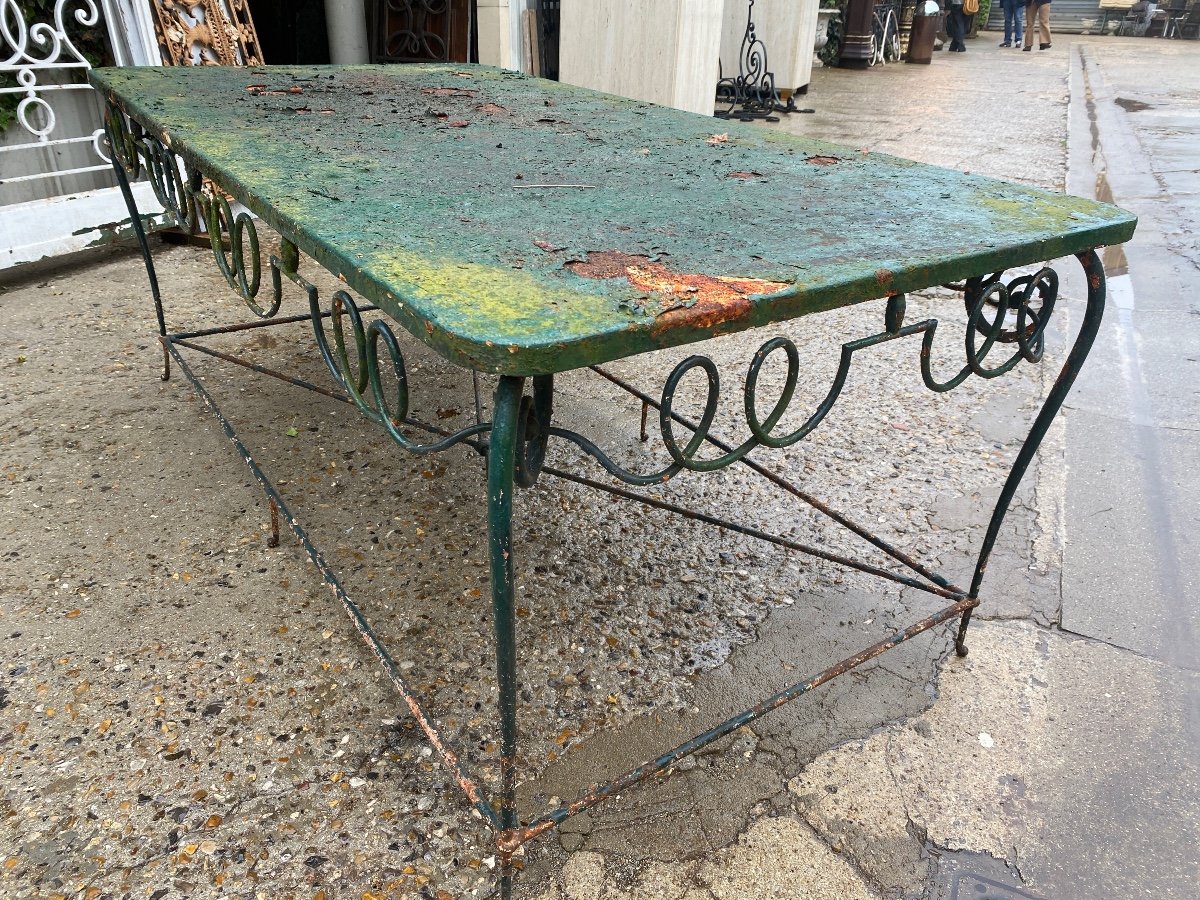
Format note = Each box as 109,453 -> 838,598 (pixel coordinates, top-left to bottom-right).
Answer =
372,0 -> 474,64
536,0 -> 560,80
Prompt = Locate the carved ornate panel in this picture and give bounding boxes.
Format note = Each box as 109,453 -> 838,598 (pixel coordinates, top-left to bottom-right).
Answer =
149,0 -> 262,66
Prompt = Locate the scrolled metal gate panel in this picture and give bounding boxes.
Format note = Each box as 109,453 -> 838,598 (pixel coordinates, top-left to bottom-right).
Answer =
1,0 -> 162,267
373,0 -> 471,64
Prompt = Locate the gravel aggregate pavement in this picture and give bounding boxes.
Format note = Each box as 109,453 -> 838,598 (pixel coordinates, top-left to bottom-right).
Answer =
0,35 -> 1125,900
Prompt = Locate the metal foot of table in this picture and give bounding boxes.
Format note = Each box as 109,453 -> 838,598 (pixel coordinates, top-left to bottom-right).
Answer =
94,62 -> 1133,898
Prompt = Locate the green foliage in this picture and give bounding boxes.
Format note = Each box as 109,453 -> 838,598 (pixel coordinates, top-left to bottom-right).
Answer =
968,0 -> 994,35
1,1 -> 116,132
979,0 -> 993,27
819,0 -> 846,67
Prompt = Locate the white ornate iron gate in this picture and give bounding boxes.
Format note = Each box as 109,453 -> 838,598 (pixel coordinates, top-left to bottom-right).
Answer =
1,1 -> 163,268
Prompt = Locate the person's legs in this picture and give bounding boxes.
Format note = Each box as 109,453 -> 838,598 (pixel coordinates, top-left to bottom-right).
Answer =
1015,5 -> 1025,44
1023,3 -> 1036,48
1002,6 -> 1014,44
949,6 -> 965,49
1038,3 -> 1052,46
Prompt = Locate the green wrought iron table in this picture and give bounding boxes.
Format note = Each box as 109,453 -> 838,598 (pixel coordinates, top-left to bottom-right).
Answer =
91,63 -> 1135,897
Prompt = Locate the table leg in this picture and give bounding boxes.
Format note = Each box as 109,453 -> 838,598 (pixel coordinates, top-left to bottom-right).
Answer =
488,375 -> 524,897
107,125 -> 170,381
957,249 -> 1107,655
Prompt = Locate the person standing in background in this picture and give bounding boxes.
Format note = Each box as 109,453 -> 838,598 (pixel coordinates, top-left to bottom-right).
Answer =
1000,0 -> 1025,46
1024,0 -> 1052,50
947,0 -> 969,51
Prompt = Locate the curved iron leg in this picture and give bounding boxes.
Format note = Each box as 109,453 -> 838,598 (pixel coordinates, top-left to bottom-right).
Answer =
107,132 -> 170,381
957,250 -> 1107,656
488,376 -> 524,898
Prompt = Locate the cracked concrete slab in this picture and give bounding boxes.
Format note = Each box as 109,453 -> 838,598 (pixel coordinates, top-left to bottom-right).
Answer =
516,589 -> 952,865
529,818 -> 876,900
917,479 -> 1059,627
789,620 -> 1200,899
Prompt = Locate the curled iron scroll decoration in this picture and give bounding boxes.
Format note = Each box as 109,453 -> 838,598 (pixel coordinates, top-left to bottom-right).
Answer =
106,102 -> 281,318
715,0 -> 783,121
105,100 -> 506,460
305,284 -> 492,456
551,270 -> 1060,487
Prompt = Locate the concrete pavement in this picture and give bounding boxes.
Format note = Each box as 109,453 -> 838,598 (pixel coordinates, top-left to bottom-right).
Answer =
0,32 -> 1196,900
526,35 -> 1200,900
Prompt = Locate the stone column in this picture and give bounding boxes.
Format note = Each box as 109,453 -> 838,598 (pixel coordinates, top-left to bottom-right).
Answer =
477,0 -> 514,68
324,0 -> 370,64
559,0 -> 726,116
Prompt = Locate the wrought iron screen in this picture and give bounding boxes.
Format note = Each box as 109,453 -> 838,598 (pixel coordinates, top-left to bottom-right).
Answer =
1,0 -> 116,203
373,0 -> 471,64
148,0 -> 264,67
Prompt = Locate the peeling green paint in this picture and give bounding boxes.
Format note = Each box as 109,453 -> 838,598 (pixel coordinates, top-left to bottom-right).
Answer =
90,64 -> 1136,376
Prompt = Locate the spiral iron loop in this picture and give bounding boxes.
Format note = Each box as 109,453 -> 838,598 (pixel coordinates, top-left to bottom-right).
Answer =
305,280 -> 490,456
146,137 -> 202,233
553,270 -> 1061,486
924,268 -> 1059,392
104,105 -> 141,179
202,193 -> 276,315
105,101 -> 201,232
549,332 -> 846,484
104,101 -> 292,319
514,377 -> 553,488
1001,268 -> 1057,362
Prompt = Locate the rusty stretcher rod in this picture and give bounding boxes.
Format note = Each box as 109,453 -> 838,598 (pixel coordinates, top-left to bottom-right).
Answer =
589,364 -> 965,595
497,594 -> 977,853
162,338 -> 501,828
546,467 -> 965,601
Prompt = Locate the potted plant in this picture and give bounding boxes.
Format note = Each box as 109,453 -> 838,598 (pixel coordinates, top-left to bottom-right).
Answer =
818,0 -> 844,66
968,0 -> 994,36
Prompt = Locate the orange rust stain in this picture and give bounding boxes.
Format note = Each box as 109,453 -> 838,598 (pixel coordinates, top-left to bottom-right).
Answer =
875,268 -> 894,288
1090,274 -> 1102,289
566,250 -> 652,279
566,251 -> 787,333
805,155 -> 842,166
727,171 -> 764,179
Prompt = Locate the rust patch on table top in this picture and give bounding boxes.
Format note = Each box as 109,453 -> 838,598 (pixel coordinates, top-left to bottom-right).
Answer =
568,251 -> 788,333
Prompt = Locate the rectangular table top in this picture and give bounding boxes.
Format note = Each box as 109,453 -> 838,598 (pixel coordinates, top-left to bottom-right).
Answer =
91,64 -> 1136,376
